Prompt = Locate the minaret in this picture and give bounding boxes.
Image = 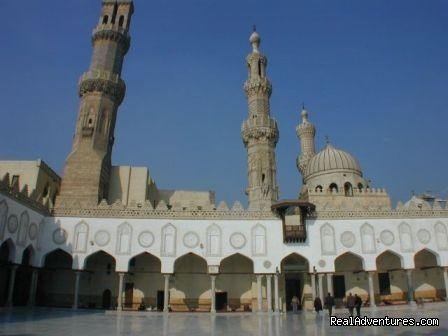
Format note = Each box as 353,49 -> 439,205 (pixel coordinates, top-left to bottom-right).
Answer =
241,28 -> 279,211
296,106 -> 316,177
57,0 -> 134,207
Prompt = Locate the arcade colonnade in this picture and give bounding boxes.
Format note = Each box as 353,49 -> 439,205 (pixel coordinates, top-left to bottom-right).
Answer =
2,238 -> 448,312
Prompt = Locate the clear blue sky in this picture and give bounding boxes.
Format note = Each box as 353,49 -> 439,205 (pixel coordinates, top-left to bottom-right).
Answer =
1,0 -> 447,206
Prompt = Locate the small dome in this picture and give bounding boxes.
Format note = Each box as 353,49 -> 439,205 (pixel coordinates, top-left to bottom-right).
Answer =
249,31 -> 260,44
305,143 -> 362,178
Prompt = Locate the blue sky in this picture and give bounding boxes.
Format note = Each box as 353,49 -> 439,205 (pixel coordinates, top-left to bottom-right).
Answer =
1,0 -> 447,206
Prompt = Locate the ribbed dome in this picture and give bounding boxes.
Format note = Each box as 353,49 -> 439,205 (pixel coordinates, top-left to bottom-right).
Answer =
305,144 -> 362,177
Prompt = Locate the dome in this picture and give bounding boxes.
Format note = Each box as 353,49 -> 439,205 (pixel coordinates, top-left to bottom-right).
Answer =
305,143 -> 362,178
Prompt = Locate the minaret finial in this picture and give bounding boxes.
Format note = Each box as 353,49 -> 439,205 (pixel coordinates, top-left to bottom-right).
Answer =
325,135 -> 330,144
302,102 -> 305,110
249,26 -> 261,53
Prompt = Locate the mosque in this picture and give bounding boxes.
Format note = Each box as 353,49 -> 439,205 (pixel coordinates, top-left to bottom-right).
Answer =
1,0 -> 447,313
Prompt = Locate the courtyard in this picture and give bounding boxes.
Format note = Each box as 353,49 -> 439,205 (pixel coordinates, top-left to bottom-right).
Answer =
1,303 -> 447,336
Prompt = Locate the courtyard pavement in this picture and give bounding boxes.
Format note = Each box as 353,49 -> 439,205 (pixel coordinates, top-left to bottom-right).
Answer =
1,303 -> 447,335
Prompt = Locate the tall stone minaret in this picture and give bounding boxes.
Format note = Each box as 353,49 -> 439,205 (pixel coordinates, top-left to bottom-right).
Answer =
242,29 -> 279,211
296,106 -> 316,177
57,0 -> 134,207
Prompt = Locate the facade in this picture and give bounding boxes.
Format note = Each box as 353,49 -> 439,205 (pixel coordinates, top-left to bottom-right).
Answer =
1,0 -> 448,313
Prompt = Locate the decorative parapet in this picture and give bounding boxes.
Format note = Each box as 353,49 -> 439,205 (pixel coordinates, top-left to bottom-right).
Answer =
91,24 -> 130,53
244,77 -> 272,97
311,208 -> 448,220
241,119 -> 279,145
79,70 -> 126,104
308,187 -> 389,196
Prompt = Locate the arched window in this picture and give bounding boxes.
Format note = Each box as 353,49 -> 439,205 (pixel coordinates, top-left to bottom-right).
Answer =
344,182 -> 353,196
257,59 -> 262,76
315,185 -> 323,193
102,15 -> 109,24
118,15 -> 124,27
329,183 -> 338,193
42,183 -> 49,198
357,183 -> 363,192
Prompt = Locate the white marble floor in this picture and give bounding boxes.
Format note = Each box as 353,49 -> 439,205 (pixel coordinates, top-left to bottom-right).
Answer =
1,304 -> 447,336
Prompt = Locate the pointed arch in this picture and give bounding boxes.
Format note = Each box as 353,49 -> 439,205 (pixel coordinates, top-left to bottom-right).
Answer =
206,224 -> 222,257
281,252 -> 310,272
320,223 -> 336,255
434,222 -> 448,251
17,211 -> 30,246
335,251 -> 365,272
21,244 -> 35,266
399,222 -> 414,252
0,238 -> 16,263
128,251 -> 161,272
161,223 -> 177,257
220,253 -> 254,273
376,250 -> 403,271
116,222 -> 132,255
414,248 -> 440,267
73,221 -> 89,253
84,249 -> 116,272
174,252 -> 207,273
42,248 -> 73,269
251,223 -> 267,256
360,223 -> 376,253
0,199 -> 8,240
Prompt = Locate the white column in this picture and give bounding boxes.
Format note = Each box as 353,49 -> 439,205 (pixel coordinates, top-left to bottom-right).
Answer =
256,274 -> 263,312
367,271 -> 376,307
117,272 -> 125,311
72,271 -> 82,309
326,273 -> 333,296
310,273 -> 316,300
266,274 -> 272,312
274,273 -> 279,312
28,268 -> 38,306
6,265 -> 18,307
443,268 -> 448,300
318,273 -> 324,301
163,274 -> 170,312
406,269 -> 415,304
210,275 -> 216,313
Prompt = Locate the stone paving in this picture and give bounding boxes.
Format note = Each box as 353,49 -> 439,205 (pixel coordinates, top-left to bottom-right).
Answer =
1,303 -> 448,336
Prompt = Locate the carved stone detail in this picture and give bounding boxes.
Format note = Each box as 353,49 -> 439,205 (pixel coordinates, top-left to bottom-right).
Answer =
7,215 -> 18,233
229,232 -> 246,249
183,231 -> 200,248
28,223 -> 38,240
94,230 -> 110,247
340,231 -> 356,248
92,28 -> 130,54
417,229 -> 431,244
53,228 -> 68,245
380,230 -> 394,246
138,231 -> 155,248
79,77 -> 126,104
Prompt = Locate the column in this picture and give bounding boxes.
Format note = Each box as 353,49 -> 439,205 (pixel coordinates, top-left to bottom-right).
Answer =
72,271 -> 82,310
406,269 -> 415,304
266,274 -> 272,312
6,265 -> 18,307
326,273 -> 333,296
310,273 -> 316,300
367,271 -> 376,307
210,275 -> 216,313
256,274 -> 263,312
117,272 -> 125,311
318,273 -> 324,301
443,268 -> 448,300
274,273 -> 279,312
163,274 -> 170,312
28,268 -> 39,306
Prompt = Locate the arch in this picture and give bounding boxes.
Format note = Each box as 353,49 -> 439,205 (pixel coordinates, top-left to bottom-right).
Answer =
344,182 -> 353,196
357,183 -> 363,192
206,224 -> 222,257
102,15 -> 109,24
116,222 -> 132,255
43,248 -> 73,269
329,183 -> 338,193
73,221 -> 89,253
118,15 -> 125,27
128,251 -> 161,272
17,211 -> 30,246
399,222 -> 414,252
0,199 -> 8,240
161,223 -> 176,257
320,223 -> 336,255
334,252 -> 364,272
174,252 -> 208,272
360,223 -> 376,253
414,248 -> 440,268
251,223 -> 267,256
84,249 -> 116,272
0,238 -> 16,263
220,253 -> 254,273
434,222 -> 448,250
280,252 -> 310,272
376,250 -> 403,271
315,185 -> 323,193
21,244 -> 35,266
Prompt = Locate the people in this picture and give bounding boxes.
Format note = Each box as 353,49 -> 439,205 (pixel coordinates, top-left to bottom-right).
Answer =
314,296 -> 323,313
291,295 -> 299,313
324,292 -> 335,316
138,301 -> 146,311
354,294 -> 362,317
346,292 -> 355,316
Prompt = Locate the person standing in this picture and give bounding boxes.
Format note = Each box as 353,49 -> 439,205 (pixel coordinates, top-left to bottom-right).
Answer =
314,296 -> 323,313
324,293 -> 335,316
354,294 -> 362,317
346,293 -> 355,316
291,296 -> 299,313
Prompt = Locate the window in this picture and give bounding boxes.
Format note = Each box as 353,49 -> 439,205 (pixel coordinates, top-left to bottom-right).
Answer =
357,183 -> 363,192
315,185 -> 323,192
329,183 -> 338,192
258,59 -> 261,76
118,15 -> 124,27
378,273 -> 391,295
42,183 -> 49,198
344,182 -> 353,196
11,175 -> 19,188
102,15 -> 109,24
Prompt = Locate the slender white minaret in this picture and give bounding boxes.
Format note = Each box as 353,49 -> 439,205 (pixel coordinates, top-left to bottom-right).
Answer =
296,106 -> 316,177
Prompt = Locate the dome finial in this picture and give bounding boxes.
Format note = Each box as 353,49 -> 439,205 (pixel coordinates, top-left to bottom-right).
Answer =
249,26 -> 261,53
300,103 -> 308,122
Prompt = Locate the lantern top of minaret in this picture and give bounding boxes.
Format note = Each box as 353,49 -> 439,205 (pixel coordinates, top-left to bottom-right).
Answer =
249,26 -> 261,53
